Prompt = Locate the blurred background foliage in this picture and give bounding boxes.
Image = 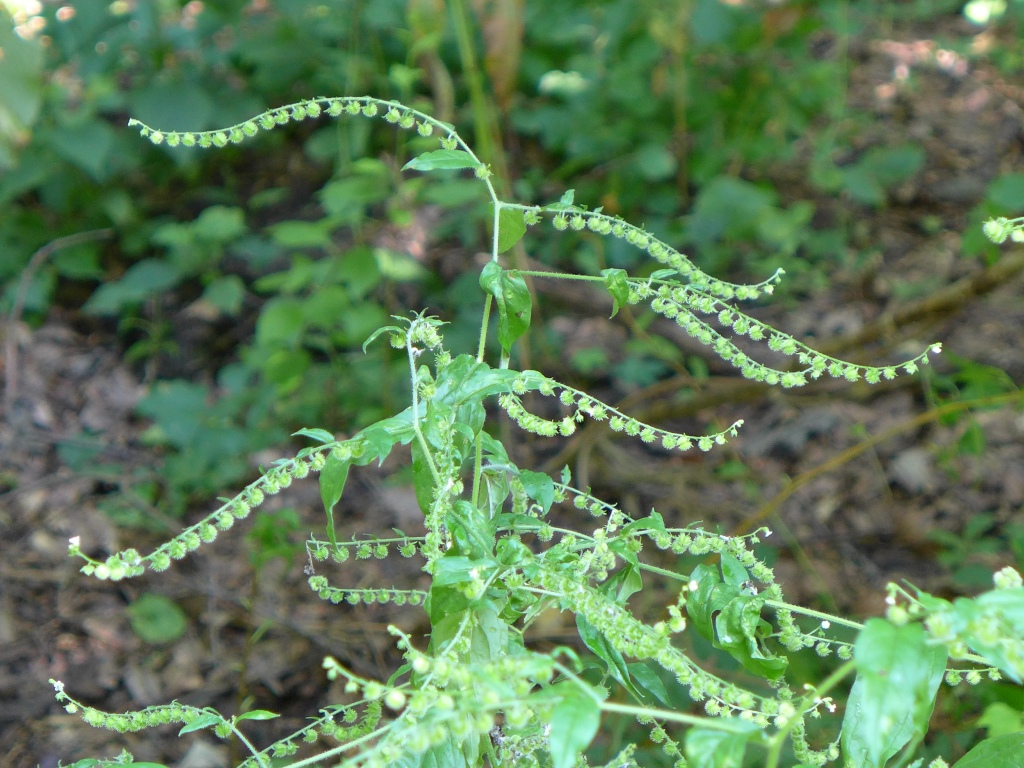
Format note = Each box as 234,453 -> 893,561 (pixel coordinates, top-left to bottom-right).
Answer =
1,0 -> 1022,522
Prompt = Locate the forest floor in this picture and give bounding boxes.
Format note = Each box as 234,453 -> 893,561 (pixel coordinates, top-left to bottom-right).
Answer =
3,12 -> 1024,768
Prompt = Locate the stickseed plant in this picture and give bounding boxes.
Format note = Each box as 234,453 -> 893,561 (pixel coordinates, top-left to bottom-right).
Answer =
52,98 -> 1024,768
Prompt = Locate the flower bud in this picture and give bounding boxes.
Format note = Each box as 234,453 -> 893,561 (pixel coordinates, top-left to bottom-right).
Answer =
983,217 -> 1011,244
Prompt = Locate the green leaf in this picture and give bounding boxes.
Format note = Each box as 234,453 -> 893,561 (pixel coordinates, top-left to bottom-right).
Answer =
519,469 -> 555,513
235,709 -> 280,722
191,205 -> 247,243
635,144 -> 678,182
354,409 -> 417,464
0,21 -> 44,169
178,712 -> 221,735
446,500 -> 494,560
411,439 -> 435,515
602,559 -> 643,604
128,593 -> 188,645
432,355 -> 523,408
719,553 -> 749,587
255,297 -> 306,347
684,725 -> 760,768
987,173 -> 1024,213
470,603 -> 509,663
479,262 -> 532,353
48,119 -> 117,182
83,259 -> 183,315
978,703 -> 1024,738
319,452 -> 351,553
600,268 -> 630,318
293,428 -> 335,444
626,662 -> 672,707
403,149 -> 480,172
952,733 -> 1024,768
841,619 -> 947,768
407,730 -> 477,768
953,587 -> 1024,683
201,275 -> 246,316
267,219 -> 333,248
577,614 -> 645,702
685,561 -> 786,680
548,682 -> 601,768
713,595 -> 788,680
687,563 -> 732,639
496,206 -> 527,253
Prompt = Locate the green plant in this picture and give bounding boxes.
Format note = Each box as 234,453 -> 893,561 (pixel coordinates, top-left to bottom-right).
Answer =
48,97 -> 1024,768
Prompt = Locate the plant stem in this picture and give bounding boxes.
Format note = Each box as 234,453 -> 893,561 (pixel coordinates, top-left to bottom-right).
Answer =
762,599 -> 863,631
763,659 -> 856,768
600,701 -> 757,733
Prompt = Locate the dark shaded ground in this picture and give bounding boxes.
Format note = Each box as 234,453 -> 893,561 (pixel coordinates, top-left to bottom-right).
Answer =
2,14 -> 1024,768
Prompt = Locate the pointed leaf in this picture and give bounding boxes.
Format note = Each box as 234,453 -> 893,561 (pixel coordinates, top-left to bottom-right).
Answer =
841,619 -> 947,768
952,733 -> 1024,768
955,587 -> 1024,683
577,614 -> 645,702
292,427 -> 335,444
548,682 -> 601,768
684,725 -> 760,768
497,206 -> 527,253
403,149 -> 479,172
720,553 -> 750,587
235,709 -> 280,722
479,261 -> 531,353
179,713 -> 221,735
519,469 -> 554,513
714,595 -> 788,680
600,268 -> 630,318
411,439 -> 434,514
627,662 -> 672,707
319,452 -> 351,553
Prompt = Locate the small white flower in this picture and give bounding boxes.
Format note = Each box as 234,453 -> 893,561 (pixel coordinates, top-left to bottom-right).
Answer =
68,536 -> 80,548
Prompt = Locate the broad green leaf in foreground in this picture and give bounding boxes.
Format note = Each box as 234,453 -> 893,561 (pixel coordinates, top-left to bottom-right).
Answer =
548,682 -> 601,768
841,619 -> 947,768
951,732 -> 1024,768
684,723 -> 761,768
